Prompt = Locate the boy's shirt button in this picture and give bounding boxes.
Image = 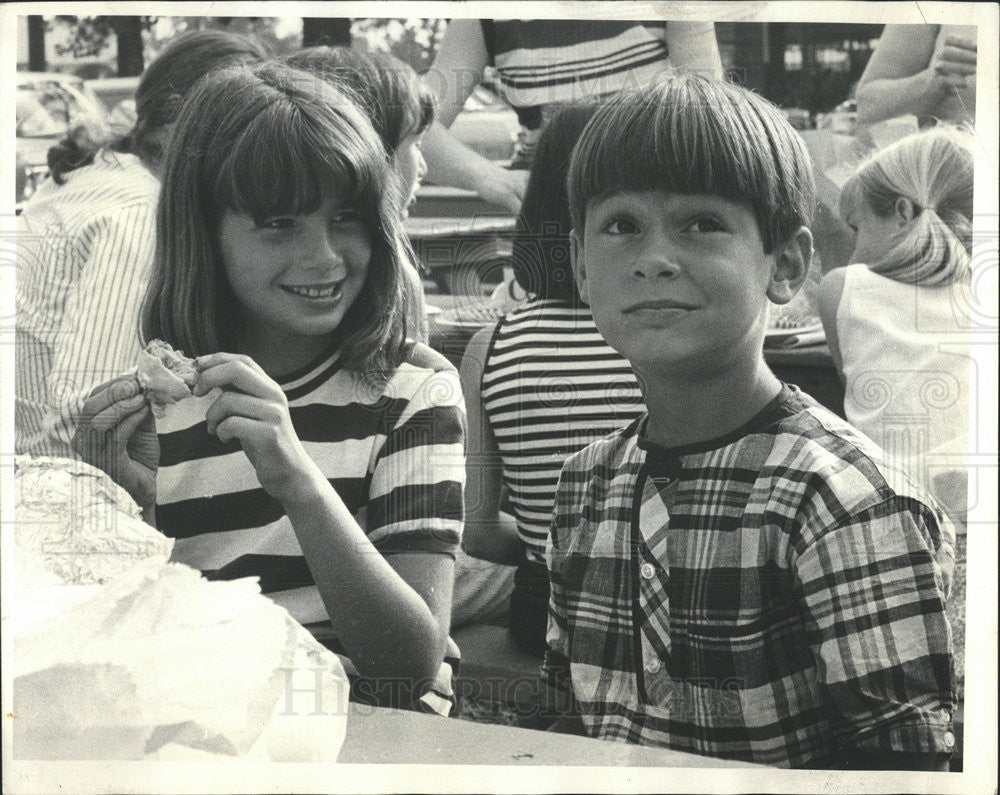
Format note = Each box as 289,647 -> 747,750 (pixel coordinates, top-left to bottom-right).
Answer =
639,562 -> 656,580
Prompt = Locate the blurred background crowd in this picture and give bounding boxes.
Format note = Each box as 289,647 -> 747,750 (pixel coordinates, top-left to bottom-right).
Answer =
13,14 -> 952,205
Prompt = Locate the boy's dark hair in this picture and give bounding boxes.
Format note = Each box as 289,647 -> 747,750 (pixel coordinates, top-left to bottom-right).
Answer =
283,46 -> 435,156
49,30 -> 266,182
567,75 -> 816,253
512,102 -> 601,302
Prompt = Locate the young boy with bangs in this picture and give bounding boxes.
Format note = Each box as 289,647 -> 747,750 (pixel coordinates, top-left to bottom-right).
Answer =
542,75 -> 958,770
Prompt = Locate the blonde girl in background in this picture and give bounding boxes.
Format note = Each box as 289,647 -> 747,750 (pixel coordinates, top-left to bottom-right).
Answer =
816,125 -> 974,526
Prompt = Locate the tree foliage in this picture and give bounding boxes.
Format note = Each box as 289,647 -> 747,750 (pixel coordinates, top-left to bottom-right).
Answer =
352,18 -> 447,73
41,16 -> 450,77
52,15 -> 154,58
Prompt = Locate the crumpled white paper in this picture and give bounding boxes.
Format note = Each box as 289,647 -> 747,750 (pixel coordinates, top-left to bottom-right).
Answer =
11,457 -> 350,762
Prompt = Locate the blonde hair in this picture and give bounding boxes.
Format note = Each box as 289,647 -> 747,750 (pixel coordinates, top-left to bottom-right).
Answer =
841,125 -> 974,286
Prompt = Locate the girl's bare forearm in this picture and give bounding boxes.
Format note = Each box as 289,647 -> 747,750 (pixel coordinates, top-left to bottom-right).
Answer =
283,480 -> 448,687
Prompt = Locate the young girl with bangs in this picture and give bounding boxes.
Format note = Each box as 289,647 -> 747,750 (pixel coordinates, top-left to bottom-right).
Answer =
74,62 -> 465,716
286,46 -> 521,629
283,46 -> 435,345
816,125 -> 973,525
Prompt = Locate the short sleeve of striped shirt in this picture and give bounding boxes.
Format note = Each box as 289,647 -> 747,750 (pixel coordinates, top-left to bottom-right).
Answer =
366,348 -> 467,557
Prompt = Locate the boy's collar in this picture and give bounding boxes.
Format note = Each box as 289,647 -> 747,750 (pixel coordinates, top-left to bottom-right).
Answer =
636,383 -> 796,458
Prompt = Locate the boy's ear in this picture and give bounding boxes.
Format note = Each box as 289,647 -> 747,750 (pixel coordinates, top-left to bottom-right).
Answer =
766,226 -> 813,305
569,228 -> 590,305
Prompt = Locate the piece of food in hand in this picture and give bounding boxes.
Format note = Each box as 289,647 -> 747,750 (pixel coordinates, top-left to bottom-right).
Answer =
137,339 -> 198,416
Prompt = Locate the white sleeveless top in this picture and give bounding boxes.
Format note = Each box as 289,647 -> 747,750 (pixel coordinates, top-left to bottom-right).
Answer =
837,264 -> 969,513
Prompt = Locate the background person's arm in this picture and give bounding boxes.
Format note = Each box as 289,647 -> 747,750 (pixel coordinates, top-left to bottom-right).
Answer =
422,18 -> 527,212
665,21 -> 723,79
856,25 -> 976,126
420,122 -> 527,212
459,324 -> 523,565
33,202 -> 156,458
425,19 -> 489,129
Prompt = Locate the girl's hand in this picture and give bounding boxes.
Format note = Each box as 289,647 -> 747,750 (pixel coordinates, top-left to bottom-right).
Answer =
72,373 -> 158,510
195,353 -> 326,506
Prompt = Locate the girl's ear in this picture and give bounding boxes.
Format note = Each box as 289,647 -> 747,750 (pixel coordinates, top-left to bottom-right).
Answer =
569,228 -> 590,305
767,226 -> 812,305
894,196 -> 917,225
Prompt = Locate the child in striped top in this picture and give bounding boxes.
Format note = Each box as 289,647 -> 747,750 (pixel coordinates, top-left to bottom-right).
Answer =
73,62 -> 465,716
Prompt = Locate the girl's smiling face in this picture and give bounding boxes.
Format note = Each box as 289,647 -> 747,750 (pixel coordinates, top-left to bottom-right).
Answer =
392,131 -> 427,216
219,196 -> 371,368
572,190 -> 807,373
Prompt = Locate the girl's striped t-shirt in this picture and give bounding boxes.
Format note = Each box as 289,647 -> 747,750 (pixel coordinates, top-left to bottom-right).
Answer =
479,300 -> 644,563
155,342 -> 466,625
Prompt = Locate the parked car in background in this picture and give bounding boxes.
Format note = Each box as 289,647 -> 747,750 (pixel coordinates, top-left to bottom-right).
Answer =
816,98 -> 858,136
16,72 -> 108,203
16,68 -> 517,204
781,106 -> 813,131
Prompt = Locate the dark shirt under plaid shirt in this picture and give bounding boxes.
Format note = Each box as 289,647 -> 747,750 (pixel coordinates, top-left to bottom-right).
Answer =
543,384 -> 957,768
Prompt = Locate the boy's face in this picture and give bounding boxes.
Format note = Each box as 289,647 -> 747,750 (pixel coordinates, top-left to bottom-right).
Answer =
571,191 -> 809,373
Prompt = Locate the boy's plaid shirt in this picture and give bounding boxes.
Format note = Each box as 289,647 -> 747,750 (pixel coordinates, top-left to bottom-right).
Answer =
543,385 -> 957,768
